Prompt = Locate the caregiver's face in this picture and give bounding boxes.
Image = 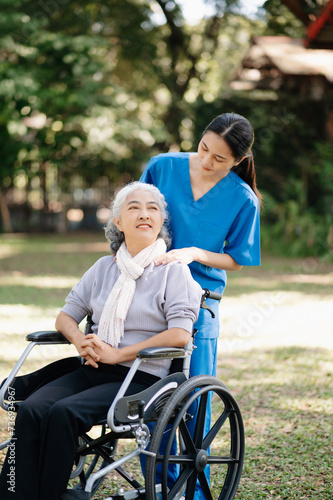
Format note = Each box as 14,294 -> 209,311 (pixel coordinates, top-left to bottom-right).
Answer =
198,131 -> 243,180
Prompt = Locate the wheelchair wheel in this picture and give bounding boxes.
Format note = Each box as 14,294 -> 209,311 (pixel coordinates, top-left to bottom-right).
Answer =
145,375 -> 244,500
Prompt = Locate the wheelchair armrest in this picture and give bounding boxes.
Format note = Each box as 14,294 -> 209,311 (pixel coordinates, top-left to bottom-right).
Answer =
1,331 -> 70,411
137,346 -> 186,359
26,331 -> 70,344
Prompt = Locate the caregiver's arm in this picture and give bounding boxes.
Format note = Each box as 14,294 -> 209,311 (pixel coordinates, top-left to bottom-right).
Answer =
154,247 -> 242,271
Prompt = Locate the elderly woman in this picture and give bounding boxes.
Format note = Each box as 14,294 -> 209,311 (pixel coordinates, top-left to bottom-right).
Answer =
0,182 -> 202,500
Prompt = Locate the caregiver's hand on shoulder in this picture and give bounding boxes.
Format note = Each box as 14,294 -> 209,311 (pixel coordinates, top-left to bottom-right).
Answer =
154,247 -> 196,266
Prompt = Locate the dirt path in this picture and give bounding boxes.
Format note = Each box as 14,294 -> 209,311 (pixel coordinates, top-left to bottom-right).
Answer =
218,291 -> 333,353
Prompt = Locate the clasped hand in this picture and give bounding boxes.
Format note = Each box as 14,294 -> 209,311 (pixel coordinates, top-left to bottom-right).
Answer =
78,334 -> 119,368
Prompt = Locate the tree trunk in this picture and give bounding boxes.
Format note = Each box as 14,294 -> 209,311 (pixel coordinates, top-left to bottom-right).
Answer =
0,187 -> 13,232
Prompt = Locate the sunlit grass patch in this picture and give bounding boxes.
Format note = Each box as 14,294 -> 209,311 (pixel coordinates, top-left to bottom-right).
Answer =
220,346 -> 333,499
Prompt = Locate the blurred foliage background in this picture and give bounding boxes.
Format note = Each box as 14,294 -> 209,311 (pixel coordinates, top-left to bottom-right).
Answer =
0,0 -> 332,259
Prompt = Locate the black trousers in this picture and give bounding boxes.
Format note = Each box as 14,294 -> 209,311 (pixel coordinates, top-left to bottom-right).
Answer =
0,363 -> 158,500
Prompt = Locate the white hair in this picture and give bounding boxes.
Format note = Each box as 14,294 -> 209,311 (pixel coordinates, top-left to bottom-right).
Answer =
104,182 -> 171,254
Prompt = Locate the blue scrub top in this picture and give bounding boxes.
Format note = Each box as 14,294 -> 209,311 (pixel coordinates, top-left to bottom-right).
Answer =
140,152 -> 261,338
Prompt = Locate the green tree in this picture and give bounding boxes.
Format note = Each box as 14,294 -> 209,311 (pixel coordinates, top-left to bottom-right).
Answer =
0,0 -> 114,229
0,0 -> 263,231
261,0 -> 304,36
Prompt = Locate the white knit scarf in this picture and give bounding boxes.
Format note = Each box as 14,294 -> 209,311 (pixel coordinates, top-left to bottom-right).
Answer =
98,238 -> 167,347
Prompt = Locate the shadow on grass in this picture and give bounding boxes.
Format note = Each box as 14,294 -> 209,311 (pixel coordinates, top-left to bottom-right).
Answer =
0,285 -> 70,307
0,233 -> 109,277
0,251 -> 108,277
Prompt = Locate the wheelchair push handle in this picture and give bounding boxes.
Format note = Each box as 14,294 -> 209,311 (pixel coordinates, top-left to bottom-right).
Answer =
200,288 -> 222,318
202,288 -> 222,301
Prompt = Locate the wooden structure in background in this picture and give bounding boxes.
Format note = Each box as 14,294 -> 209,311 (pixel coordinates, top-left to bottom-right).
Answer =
230,36 -> 333,98
230,1 -> 333,138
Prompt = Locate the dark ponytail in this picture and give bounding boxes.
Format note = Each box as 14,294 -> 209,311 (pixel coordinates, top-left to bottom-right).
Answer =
231,152 -> 263,208
204,113 -> 263,209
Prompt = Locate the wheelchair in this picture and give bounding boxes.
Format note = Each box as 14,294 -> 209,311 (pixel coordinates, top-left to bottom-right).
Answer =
0,289 -> 244,500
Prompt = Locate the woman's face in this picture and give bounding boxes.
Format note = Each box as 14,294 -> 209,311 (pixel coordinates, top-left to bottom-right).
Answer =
113,189 -> 164,253
197,131 -> 242,181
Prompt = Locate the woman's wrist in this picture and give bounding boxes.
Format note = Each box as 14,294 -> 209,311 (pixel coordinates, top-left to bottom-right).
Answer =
73,335 -> 86,354
115,347 -> 130,364
191,247 -> 241,271
97,343 -> 122,365
190,246 -> 201,262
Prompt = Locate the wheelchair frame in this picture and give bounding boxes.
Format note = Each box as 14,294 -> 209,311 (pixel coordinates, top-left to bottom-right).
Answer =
0,292 -> 245,500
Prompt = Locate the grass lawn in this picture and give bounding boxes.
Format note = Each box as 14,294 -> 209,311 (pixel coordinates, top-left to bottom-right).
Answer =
0,233 -> 332,499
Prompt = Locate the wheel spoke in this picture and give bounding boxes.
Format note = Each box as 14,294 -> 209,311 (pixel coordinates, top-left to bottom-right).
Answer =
166,454 -> 193,465
179,417 -> 196,454
207,455 -> 239,464
193,392 -> 208,447
184,470 -> 198,499
202,408 -> 231,450
155,453 -> 164,464
168,466 -> 192,499
198,470 -> 213,500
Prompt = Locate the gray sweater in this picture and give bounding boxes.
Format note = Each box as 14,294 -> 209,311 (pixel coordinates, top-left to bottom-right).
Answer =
62,256 -> 202,378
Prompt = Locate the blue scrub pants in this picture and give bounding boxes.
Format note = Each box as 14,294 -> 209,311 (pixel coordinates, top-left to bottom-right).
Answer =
186,336 -> 218,499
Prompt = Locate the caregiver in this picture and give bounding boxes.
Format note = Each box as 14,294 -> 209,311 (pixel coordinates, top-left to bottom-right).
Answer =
141,112 -> 261,376
140,112 -> 261,497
